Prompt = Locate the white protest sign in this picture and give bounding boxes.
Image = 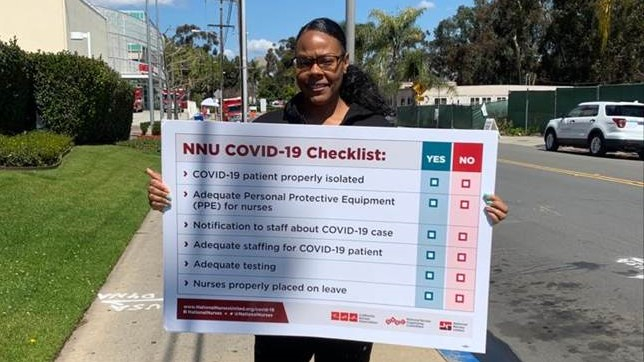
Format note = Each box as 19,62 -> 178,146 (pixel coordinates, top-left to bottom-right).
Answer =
161,121 -> 498,353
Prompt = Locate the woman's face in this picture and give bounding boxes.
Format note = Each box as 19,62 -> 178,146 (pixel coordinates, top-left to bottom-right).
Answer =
294,30 -> 348,107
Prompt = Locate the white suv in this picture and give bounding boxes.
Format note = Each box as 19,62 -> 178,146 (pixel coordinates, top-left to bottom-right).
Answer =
544,101 -> 644,159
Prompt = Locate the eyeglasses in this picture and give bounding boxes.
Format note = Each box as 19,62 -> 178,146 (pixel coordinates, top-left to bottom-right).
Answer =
293,54 -> 345,71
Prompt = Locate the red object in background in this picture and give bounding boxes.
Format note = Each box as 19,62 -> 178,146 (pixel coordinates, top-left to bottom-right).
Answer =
133,86 -> 144,112
162,88 -> 188,112
222,97 -> 242,121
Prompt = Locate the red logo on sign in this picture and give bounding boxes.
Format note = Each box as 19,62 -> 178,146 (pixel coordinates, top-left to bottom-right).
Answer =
331,311 -> 358,322
439,321 -> 453,331
385,317 -> 407,326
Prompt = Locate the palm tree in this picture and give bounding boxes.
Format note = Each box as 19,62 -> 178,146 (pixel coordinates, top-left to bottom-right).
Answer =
596,0 -> 612,53
366,8 -> 426,89
355,7 -> 450,106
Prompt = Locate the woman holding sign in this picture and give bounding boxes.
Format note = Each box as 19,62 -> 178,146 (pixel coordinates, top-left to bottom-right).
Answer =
147,17 -> 508,362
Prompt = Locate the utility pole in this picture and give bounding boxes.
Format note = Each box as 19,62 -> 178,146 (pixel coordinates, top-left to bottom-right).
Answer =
346,0 -> 355,63
155,0 -> 164,121
211,0 -> 234,121
145,0 -> 154,126
239,0 -> 248,122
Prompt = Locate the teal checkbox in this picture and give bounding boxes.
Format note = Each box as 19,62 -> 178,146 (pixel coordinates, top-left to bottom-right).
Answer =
426,251 -> 435,260
428,198 -> 438,208
430,178 -> 440,187
424,291 -> 434,300
425,271 -> 435,280
427,230 -> 437,239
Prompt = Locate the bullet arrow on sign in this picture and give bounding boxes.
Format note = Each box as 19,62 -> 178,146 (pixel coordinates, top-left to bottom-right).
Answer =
184,241 -> 188,247
184,222 -> 188,227
184,191 -> 188,197
184,280 -> 188,286
183,171 -> 187,177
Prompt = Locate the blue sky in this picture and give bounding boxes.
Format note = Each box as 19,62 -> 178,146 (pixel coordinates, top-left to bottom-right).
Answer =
90,0 -> 470,59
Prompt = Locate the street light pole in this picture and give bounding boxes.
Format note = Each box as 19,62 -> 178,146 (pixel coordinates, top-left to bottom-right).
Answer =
145,0 -> 154,126
204,0 -> 233,121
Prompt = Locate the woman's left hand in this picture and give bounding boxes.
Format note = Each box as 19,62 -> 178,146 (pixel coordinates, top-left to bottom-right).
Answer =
484,194 -> 508,225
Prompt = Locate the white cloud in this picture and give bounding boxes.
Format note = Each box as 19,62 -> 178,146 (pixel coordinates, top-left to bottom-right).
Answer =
417,1 -> 435,10
89,0 -> 175,6
248,39 -> 275,54
224,49 -> 235,59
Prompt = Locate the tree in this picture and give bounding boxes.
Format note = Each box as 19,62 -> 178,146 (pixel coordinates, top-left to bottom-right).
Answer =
591,0 -> 644,83
596,0 -> 612,53
364,8 -> 426,94
171,24 -> 219,55
539,0 -> 601,84
428,4 -> 500,85
257,37 -> 298,101
490,0 -> 549,84
163,25 -> 222,117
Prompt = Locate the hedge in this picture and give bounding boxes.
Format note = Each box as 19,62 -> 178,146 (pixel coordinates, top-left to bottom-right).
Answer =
0,39 -> 35,134
0,131 -> 73,168
31,52 -> 134,144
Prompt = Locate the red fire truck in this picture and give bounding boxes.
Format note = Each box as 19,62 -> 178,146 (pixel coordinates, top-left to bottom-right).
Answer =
163,88 -> 188,112
222,97 -> 242,121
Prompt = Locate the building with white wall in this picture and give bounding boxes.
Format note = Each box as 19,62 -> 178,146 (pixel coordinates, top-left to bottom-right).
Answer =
0,0 -> 108,58
0,0 -> 162,81
397,82 -> 562,107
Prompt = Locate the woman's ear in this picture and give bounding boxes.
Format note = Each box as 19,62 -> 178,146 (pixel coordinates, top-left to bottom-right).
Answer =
343,53 -> 350,74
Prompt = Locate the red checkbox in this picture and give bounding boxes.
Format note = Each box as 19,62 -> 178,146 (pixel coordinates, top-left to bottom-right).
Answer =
460,200 -> 470,209
457,253 -> 467,262
458,232 -> 468,241
461,179 -> 471,188
455,294 -> 465,303
456,273 -> 466,282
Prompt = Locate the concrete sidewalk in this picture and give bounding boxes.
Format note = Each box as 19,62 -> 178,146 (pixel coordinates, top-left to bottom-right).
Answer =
55,211 -> 448,362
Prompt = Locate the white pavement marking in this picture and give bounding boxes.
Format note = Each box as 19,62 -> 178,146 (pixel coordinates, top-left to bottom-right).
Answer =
616,257 -> 644,279
98,292 -> 163,312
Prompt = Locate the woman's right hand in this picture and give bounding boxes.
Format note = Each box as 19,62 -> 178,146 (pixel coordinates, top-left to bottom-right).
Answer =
146,168 -> 171,212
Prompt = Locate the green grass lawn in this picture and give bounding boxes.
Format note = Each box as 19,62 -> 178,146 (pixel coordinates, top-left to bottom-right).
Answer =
0,145 -> 160,362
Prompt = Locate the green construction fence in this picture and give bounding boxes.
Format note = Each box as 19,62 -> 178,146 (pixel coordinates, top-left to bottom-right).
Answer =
508,83 -> 644,133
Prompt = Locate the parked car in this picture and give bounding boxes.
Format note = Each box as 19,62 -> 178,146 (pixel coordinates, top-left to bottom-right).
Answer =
544,101 -> 644,159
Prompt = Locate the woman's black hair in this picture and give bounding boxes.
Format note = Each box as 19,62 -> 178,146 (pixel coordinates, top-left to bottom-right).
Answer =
296,18 -> 393,116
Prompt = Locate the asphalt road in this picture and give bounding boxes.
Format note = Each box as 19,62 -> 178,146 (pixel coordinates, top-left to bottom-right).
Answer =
487,143 -> 644,362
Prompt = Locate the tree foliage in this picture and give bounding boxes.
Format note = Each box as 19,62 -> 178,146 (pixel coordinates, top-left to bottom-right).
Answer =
163,2 -> 642,109
429,0 -> 642,85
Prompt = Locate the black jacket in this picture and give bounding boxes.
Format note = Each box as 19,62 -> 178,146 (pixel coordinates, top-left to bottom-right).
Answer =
254,93 -> 391,127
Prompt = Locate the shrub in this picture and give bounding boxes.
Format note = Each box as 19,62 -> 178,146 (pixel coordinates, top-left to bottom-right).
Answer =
30,52 -> 133,145
139,121 -> 160,136
151,121 -> 161,135
140,121 -> 150,135
497,118 -> 541,136
0,131 -> 73,167
0,39 -> 35,134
